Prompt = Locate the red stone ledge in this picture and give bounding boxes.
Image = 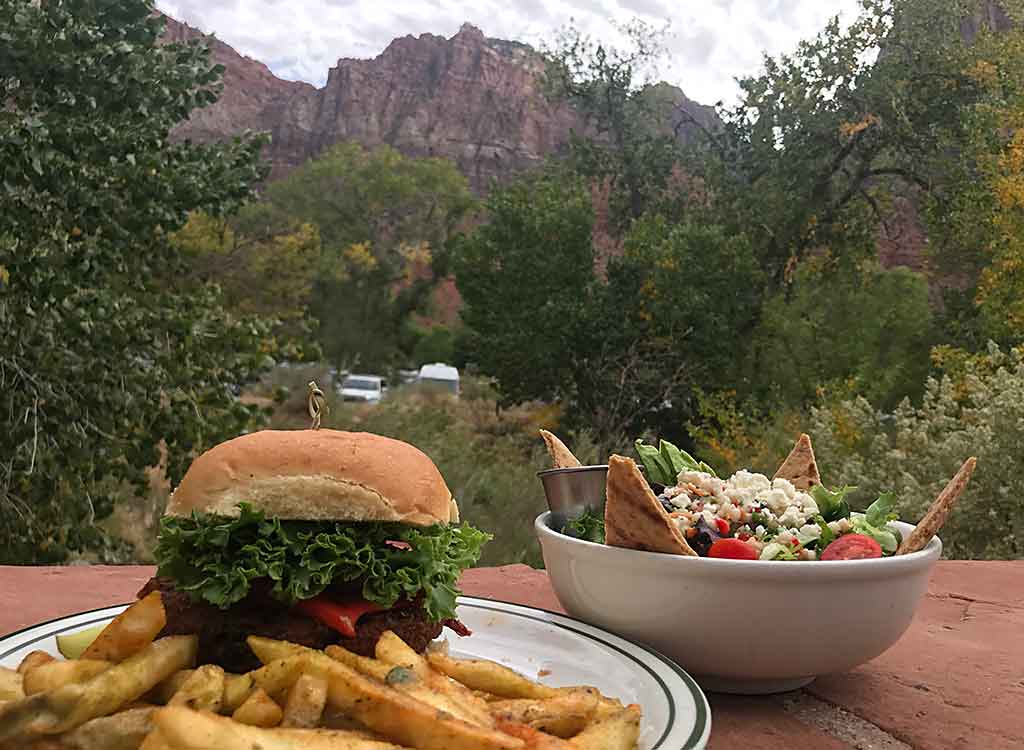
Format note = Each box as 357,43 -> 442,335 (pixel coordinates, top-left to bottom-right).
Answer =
1,561 -> 1020,749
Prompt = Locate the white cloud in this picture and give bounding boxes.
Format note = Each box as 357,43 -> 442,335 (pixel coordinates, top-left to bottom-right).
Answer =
156,0 -> 863,105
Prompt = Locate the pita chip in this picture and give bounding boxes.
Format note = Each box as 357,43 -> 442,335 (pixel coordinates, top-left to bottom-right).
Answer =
897,457 -> 977,555
773,433 -> 821,490
604,455 -> 696,556
539,429 -> 583,469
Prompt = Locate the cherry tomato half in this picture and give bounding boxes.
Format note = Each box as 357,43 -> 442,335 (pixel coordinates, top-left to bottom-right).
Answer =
707,538 -> 759,560
714,518 -> 730,535
820,533 -> 883,561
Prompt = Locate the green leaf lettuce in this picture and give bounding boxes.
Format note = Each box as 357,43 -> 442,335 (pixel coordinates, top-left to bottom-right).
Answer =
154,503 -> 490,622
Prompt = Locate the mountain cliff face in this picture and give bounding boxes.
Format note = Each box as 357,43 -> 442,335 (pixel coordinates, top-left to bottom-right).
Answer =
166,18 -> 718,191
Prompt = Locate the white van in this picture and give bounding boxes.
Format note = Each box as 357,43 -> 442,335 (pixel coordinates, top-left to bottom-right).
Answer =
416,363 -> 460,397
339,374 -> 386,403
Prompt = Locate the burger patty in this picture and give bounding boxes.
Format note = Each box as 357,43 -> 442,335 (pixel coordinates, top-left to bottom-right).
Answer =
138,577 -> 444,673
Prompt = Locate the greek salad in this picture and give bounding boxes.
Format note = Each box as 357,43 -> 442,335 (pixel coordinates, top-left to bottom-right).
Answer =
563,439 -> 905,561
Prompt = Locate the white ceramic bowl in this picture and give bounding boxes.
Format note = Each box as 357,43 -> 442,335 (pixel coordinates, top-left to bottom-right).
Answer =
535,512 -> 941,694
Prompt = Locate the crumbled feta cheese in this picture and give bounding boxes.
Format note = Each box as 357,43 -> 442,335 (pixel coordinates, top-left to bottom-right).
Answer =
730,470 -> 772,492
798,523 -> 822,540
828,518 -> 853,534
777,505 -> 805,529
771,477 -> 797,498
763,488 -> 792,514
798,493 -> 819,516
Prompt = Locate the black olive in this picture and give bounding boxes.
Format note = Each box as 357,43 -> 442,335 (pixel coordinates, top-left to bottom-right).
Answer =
689,517 -> 724,556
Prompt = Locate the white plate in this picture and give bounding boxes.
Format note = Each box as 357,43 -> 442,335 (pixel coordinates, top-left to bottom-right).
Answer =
0,596 -> 711,749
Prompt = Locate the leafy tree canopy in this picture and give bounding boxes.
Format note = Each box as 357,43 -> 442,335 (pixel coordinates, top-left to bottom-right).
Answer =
0,0 -> 276,562
255,142 -> 475,370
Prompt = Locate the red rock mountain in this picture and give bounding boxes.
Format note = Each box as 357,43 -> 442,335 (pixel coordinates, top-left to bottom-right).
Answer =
164,17 -> 718,192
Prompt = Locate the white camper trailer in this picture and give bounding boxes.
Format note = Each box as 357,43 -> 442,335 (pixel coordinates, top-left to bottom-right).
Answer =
416,363 -> 460,397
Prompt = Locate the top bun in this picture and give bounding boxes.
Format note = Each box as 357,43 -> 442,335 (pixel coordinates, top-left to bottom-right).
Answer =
165,430 -> 458,527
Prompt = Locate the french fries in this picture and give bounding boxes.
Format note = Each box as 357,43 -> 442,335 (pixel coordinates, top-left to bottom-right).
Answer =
81,591 -> 167,662
21,659 -> 111,696
50,706 -> 155,750
281,673 -> 328,728
2,593 -> 642,750
0,667 -> 24,701
427,650 -> 559,699
167,665 -> 224,713
490,689 -> 600,738
232,687 -> 283,727
154,705 -> 409,749
18,651 -> 57,675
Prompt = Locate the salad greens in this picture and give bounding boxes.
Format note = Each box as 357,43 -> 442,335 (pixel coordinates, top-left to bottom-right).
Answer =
850,492 -> 902,554
561,508 -> 606,543
634,438 -> 717,486
155,502 -> 490,621
809,484 -> 854,522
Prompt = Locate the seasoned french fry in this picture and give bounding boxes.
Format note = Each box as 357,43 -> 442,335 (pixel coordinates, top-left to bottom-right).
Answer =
271,636 -> 492,729
231,687 -> 283,727
0,667 -> 24,701
82,592 -> 166,663
53,706 -> 155,750
222,657 -> 306,713
311,654 -> 523,750
568,705 -> 640,750
325,645 -> 392,681
138,729 -> 175,750
22,660 -> 112,696
426,651 -> 558,699
374,631 -> 430,680
146,669 -> 195,705
0,634 -> 197,740
496,721 -> 575,750
155,705 -> 410,749
167,664 -> 224,713
281,673 -> 328,728
18,651 -> 57,676
490,689 -> 600,738
246,636 -> 307,665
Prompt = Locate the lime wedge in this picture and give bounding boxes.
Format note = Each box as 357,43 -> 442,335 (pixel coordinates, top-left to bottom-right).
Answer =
55,624 -> 106,659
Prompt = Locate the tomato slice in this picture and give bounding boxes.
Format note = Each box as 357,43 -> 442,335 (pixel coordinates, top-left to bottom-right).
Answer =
294,595 -> 388,637
707,538 -> 759,560
820,533 -> 883,561
714,518 -> 730,535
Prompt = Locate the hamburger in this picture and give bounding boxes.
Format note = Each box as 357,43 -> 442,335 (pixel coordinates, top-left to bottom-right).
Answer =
137,429 -> 489,673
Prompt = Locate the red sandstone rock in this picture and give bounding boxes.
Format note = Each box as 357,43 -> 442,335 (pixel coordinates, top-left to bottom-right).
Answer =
162,18 -> 718,193
2,562 -> 1021,748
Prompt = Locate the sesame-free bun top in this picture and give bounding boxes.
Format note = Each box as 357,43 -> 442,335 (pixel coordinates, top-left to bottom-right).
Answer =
165,430 -> 458,527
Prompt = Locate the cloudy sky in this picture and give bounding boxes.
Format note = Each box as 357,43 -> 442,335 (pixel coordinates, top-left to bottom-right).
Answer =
156,0 -> 862,106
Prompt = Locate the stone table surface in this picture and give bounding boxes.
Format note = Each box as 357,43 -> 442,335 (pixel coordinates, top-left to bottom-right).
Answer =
1,562 -> 1021,749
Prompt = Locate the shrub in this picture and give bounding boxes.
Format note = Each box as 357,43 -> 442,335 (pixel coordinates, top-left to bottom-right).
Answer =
807,343 -> 1024,559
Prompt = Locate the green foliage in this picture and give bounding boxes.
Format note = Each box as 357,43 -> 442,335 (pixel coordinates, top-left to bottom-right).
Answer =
807,343 -> 1024,559
155,503 -> 488,620
256,142 -> 475,370
0,1 -> 274,562
410,325 -> 457,367
543,20 -> 684,223
754,259 -> 935,409
453,171 -> 596,409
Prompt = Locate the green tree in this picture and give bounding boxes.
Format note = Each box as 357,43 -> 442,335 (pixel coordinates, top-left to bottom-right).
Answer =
171,209 -> 322,354
543,20 -> 689,224
256,143 -> 475,370
754,259 -> 935,410
0,0 -> 274,562
454,170 -> 762,446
